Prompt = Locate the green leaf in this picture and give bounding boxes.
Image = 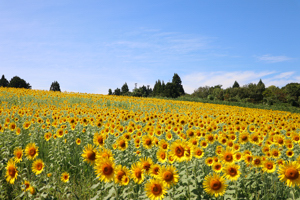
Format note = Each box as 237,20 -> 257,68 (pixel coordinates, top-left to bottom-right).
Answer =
91,182 -> 101,189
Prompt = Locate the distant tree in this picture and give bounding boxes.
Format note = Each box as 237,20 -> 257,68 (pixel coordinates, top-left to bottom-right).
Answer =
121,82 -> 129,94
113,88 -> 121,95
282,83 -> 300,106
108,89 -> 112,95
50,81 -> 61,92
232,81 -> 240,88
8,76 -> 31,89
0,75 -> 9,87
172,73 -> 185,96
164,82 -> 178,98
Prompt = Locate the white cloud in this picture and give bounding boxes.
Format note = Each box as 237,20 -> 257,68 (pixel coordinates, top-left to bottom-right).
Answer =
182,71 -> 298,94
256,54 -> 293,63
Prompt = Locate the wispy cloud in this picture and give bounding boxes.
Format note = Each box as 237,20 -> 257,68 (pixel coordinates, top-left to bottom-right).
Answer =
182,71 -> 298,94
256,54 -> 293,63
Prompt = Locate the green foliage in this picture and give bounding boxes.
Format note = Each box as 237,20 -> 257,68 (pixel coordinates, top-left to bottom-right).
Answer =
8,76 -> 31,89
108,89 -> 112,95
50,81 -> 61,92
233,80 -> 240,88
121,82 -> 129,94
0,75 -> 9,87
113,88 -> 121,95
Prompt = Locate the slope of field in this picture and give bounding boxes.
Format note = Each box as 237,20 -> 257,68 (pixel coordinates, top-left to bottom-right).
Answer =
1,87 -> 300,199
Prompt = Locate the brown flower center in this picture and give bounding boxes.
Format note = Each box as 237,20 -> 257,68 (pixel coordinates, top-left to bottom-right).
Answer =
210,179 -> 221,190
224,153 -> 233,162
87,151 -> 96,161
285,167 -> 299,180
175,146 -> 184,157
229,167 -> 237,176
117,171 -> 125,181
119,140 -> 126,148
102,164 -> 113,175
135,169 -> 142,179
145,139 -> 152,145
29,148 -> 36,156
8,167 -> 16,177
163,171 -> 173,182
266,163 -> 273,170
36,163 -> 43,170
151,184 -> 162,195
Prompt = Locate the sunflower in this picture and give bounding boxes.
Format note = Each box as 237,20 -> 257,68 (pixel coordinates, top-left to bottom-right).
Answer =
286,150 -> 294,158
223,164 -> 240,181
29,186 -> 36,195
262,160 -> 276,173
200,140 -> 208,148
114,165 -> 130,185
44,132 -> 52,141
169,140 -> 186,162
271,148 -> 281,159
150,164 -> 161,178
252,156 -> 263,168
165,131 -> 173,141
32,159 -> 45,175
120,175 -> 129,186
82,144 -> 97,165
61,172 -> 70,183
145,179 -> 167,200
56,128 -> 64,138
212,162 -> 223,173
278,161 -> 300,187
5,159 -> 18,184
9,122 -> 16,131
158,139 -> 169,151
76,138 -> 81,145
203,173 -> 227,197
140,157 -> 153,175
13,147 -> 23,163
193,147 -> 204,159
22,180 -> 31,191
158,165 -> 179,187
219,147 -> 235,164
25,143 -> 39,160
94,158 -> 115,183
130,162 -> 145,184
205,157 -> 214,166
157,149 -> 167,164
239,132 -> 249,144
93,132 -> 106,146
142,135 -> 154,149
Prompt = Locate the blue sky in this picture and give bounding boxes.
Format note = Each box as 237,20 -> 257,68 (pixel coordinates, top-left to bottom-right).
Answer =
1,0 -> 300,94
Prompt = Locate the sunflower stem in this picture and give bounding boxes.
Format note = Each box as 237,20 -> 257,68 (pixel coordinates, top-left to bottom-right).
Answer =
185,162 -> 191,200
114,183 -> 119,200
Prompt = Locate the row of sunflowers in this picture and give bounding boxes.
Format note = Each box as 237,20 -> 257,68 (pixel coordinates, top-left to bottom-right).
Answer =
1,87 -> 300,199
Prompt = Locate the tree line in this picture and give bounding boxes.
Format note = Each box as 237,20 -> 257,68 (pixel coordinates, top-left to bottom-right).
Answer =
192,80 -> 300,107
0,75 -> 61,92
108,73 -> 185,98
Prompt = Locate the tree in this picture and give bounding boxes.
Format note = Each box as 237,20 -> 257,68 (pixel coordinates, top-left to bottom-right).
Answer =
232,81 -> 240,88
172,73 -> 185,96
8,76 -> 31,89
164,82 -> 178,98
108,89 -> 112,95
0,75 -> 9,87
121,82 -> 129,94
113,88 -> 121,95
50,81 -> 61,92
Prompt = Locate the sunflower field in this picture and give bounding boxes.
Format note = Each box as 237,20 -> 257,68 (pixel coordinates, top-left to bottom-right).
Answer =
1,87 -> 300,200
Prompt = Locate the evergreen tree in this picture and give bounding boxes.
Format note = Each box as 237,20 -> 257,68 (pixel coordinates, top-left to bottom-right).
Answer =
8,76 -> 31,89
108,89 -> 112,95
121,82 -> 129,94
164,82 -> 178,98
113,88 -> 121,95
232,81 -> 240,88
0,75 -> 9,87
50,81 -> 61,92
172,73 -> 185,96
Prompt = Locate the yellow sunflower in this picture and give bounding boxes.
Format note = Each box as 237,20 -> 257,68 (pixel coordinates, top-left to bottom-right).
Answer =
22,180 -> 31,191
116,136 -> 128,151
158,165 -> 179,187
278,161 -> 300,187
93,132 -> 106,146
94,158 -> 115,183
203,173 -> 227,197
262,160 -> 276,173
169,140 -> 186,162
5,159 -> 18,184
193,147 -> 204,159
13,147 -> 23,163
219,147 -> 235,164
76,138 -> 81,145
61,172 -> 70,183
82,144 -> 97,165
145,179 -> 167,200
25,143 -> 39,160
130,162 -> 145,184
212,162 -> 223,173
114,165 -> 130,185
223,164 -> 240,181
140,157 -> 153,175
32,159 -> 45,175
157,149 -> 167,164
149,164 -> 161,178
142,135 -> 154,149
